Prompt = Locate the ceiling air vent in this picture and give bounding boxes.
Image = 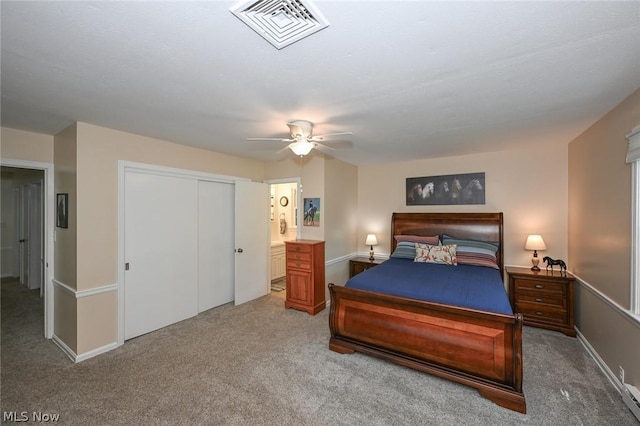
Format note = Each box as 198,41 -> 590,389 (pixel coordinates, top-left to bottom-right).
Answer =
230,0 -> 329,50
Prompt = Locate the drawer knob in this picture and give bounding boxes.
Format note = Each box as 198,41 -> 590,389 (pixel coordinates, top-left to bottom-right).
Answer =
535,284 -> 544,289
536,298 -> 544,302
535,311 -> 544,316
296,247 -> 301,252
296,263 -> 300,267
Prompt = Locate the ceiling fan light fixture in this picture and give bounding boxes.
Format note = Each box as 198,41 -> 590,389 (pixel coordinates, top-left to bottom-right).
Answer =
289,141 -> 314,156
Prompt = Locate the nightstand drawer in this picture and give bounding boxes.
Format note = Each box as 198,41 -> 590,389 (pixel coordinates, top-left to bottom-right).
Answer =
514,278 -> 565,295
515,291 -> 566,309
515,302 -> 567,325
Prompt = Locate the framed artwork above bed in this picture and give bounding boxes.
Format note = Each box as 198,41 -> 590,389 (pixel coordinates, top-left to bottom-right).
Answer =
406,172 -> 485,205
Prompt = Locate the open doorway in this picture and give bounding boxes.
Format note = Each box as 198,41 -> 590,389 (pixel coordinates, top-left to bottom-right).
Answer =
0,161 -> 53,339
266,179 -> 301,293
1,166 -> 45,330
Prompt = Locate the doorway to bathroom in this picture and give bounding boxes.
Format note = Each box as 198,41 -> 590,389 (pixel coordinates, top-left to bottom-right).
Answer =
266,179 -> 301,293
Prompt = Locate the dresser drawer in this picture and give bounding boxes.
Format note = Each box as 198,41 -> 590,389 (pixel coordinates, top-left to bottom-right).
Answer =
514,278 -> 566,295
515,291 -> 566,309
287,244 -> 312,254
287,260 -> 311,270
287,252 -> 311,263
515,302 -> 567,325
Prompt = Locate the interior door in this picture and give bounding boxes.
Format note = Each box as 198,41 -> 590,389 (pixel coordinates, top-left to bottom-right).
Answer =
26,182 -> 43,290
124,171 -> 199,340
198,180 -> 235,312
14,187 -> 24,284
234,180 -> 269,305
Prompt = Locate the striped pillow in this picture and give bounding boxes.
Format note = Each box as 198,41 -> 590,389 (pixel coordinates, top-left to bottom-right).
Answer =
442,235 -> 499,269
390,241 -> 418,259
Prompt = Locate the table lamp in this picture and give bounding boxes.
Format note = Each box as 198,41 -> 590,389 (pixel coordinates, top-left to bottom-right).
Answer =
525,234 -> 547,271
365,234 -> 378,261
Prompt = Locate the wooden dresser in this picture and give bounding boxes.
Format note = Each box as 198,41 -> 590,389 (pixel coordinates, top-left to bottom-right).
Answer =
284,240 -> 325,315
506,266 -> 576,337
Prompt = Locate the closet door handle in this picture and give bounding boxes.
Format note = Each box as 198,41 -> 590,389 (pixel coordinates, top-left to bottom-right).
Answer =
236,248 -> 243,253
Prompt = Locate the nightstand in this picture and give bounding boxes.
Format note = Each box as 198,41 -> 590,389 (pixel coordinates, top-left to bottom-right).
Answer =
506,266 -> 576,337
349,257 -> 385,278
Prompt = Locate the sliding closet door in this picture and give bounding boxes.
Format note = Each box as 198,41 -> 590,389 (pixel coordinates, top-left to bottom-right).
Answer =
124,171 -> 198,340
198,180 -> 234,312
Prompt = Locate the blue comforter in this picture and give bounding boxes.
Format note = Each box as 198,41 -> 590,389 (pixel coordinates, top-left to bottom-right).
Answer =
346,258 -> 513,315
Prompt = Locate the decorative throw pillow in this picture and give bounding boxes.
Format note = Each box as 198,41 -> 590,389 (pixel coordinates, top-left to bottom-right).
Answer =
394,234 -> 440,246
414,243 -> 457,265
390,241 -> 417,259
442,235 -> 499,269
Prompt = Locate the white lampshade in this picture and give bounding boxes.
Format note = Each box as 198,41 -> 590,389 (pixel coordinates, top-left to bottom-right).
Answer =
525,234 -> 547,251
365,234 -> 378,246
289,141 -> 314,156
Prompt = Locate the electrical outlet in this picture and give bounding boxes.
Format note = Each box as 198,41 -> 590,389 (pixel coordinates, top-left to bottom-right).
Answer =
619,366 -> 625,384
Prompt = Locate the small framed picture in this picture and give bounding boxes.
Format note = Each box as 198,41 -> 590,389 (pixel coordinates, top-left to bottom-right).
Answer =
56,193 -> 68,228
303,197 -> 320,227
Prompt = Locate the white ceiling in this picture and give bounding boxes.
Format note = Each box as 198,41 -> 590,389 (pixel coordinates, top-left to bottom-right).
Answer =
1,1 -> 639,166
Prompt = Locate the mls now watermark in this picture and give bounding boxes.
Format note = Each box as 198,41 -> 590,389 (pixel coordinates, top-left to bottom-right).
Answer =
3,411 -> 60,422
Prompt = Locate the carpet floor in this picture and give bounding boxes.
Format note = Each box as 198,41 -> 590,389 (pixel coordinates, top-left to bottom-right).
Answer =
1,278 -> 637,425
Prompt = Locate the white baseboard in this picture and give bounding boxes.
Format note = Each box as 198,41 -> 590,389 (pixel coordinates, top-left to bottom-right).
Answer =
52,334 -> 77,363
52,334 -> 120,363
75,341 -> 120,363
575,327 -> 625,395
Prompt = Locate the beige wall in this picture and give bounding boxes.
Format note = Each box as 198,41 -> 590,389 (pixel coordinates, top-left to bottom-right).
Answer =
357,145 -> 569,268
324,157 -> 358,261
1,127 -> 54,163
323,157 -> 358,291
569,89 -> 640,387
77,291 -> 117,355
54,124 -> 78,289
54,287 -> 77,353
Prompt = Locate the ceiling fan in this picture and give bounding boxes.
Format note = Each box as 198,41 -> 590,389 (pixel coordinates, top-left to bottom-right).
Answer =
248,120 -> 352,156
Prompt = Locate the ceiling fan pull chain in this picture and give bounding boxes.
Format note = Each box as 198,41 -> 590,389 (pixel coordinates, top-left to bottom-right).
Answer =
299,155 -> 304,193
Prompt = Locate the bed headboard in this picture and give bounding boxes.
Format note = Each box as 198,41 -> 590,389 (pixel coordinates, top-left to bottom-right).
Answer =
390,212 -> 504,271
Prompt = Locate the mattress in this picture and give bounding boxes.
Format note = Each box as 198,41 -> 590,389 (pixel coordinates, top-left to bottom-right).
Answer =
346,257 -> 513,315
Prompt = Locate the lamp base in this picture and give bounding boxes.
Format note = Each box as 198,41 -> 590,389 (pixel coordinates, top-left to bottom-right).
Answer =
531,256 -> 540,271
369,248 -> 375,261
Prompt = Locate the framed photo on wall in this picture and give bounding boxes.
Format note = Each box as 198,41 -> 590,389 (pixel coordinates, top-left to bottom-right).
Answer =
302,198 -> 320,227
56,193 -> 68,228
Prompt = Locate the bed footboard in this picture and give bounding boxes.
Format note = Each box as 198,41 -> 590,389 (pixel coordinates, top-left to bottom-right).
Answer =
328,283 -> 526,414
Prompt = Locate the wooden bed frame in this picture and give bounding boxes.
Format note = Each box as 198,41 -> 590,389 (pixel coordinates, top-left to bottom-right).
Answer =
328,212 -> 526,413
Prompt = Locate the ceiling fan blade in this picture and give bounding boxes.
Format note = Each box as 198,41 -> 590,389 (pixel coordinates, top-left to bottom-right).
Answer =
312,142 -> 335,151
246,137 -> 293,142
310,132 -> 353,141
276,145 -> 292,154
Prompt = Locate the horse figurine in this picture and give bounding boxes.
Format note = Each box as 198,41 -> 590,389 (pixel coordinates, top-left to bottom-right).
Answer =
543,256 -> 567,272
